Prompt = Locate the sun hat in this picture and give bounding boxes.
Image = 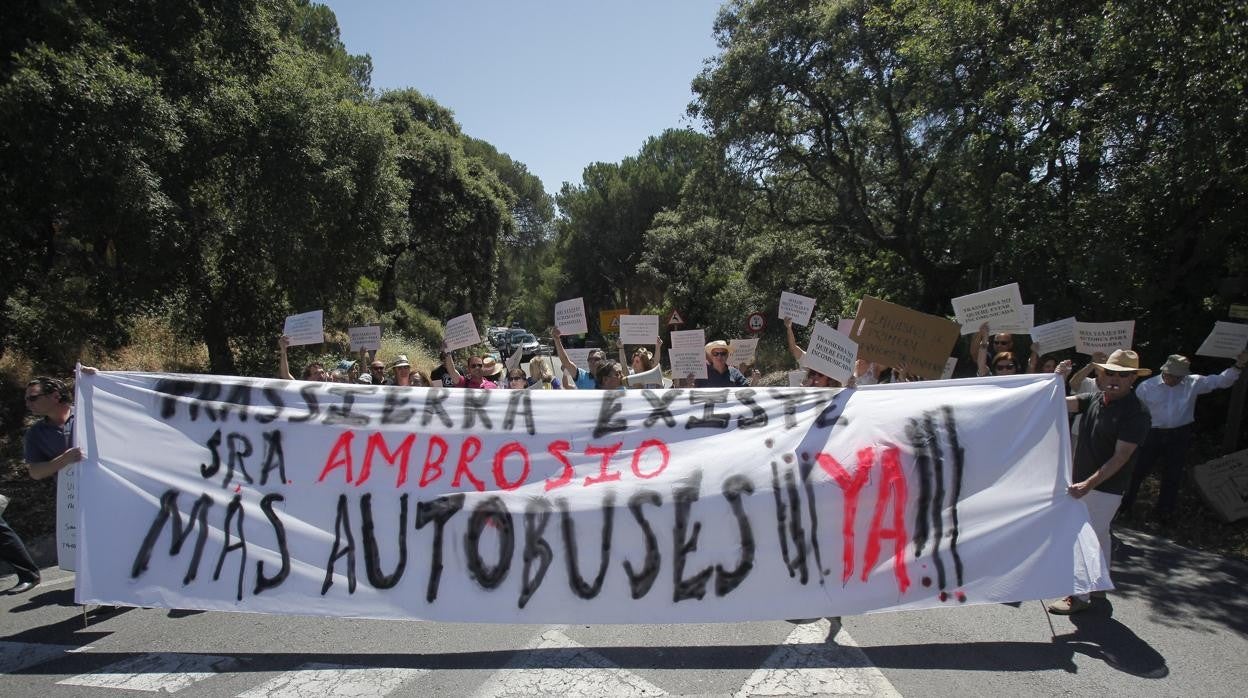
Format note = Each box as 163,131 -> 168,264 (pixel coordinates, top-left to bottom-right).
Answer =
1159,354 -> 1191,377
391,354 -> 411,369
1093,349 -> 1152,376
481,356 -> 504,377
704,340 -> 734,360
357,373 -> 373,384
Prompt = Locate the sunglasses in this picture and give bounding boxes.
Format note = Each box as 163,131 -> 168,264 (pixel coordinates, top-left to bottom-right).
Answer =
508,375 -> 527,381
711,350 -> 729,357
24,393 -> 49,402
469,363 -> 484,369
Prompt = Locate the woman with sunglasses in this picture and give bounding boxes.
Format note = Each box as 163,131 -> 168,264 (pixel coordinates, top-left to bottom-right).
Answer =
620,336 -> 664,389
977,347 -> 1020,377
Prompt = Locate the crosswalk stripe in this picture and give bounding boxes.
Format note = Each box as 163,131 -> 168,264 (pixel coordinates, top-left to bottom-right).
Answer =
236,662 -> 429,697
733,619 -> 901,697
473,626 -> 667,697
58,652 -> 238,692
0,640 -> 74,674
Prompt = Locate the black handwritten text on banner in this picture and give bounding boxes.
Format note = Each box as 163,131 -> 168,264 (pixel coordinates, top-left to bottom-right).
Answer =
74,373 -> 1106,622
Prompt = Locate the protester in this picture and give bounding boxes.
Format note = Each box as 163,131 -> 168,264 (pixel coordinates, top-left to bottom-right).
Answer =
622,337 -> 664,389
367,359 -> 386,385
977,349 -> 1020,377
553,327 -> 604,389
595,361 -> 626,389
526,356 -> 561,389
277,335 -> 325,381
694,340 -> 750,387
389,354 -> 414,386
504,367 -> 529,389
1120,351 -> 1247,524
1048,349 -> 1151,615
442,348 -> 499,389
972,323 -> 1015,367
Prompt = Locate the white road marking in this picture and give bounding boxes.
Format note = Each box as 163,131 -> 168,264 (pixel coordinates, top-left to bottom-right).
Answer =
733,619 -> 901,697
237,662 -> 429,697
58,651 -> 238,692
0,640 -> 74,674
474,626 -> 667,697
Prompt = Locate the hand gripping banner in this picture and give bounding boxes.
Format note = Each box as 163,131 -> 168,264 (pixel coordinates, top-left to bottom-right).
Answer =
73,371 -> 1107,622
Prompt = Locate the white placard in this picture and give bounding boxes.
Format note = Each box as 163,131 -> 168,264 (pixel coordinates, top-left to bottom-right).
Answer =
670,329 -> 706,351
1030,317 -> 1077,352
669,348 -> 708,380
731,338 -> 759,366
801,321 -> 857,384
348,325 -> 382,352
619,315 -> 660,345
554,298 -> 589,335
1196,321 -> 1248,359
283,310 -> 324,346
563,348 -> 593,372
1075,320 -> 1135,356
779,291 -> 817,326
57,464 -> 78,571
787,370 -> 807,387
993,305 -> 1035,335
940,357 -> 959,380
75,370 -> 1105,622
443,313 -> 482,352
951,283 -> 1024,334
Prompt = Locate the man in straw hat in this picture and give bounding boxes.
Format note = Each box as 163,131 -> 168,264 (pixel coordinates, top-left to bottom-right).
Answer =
1049,349 -> 1152,615
694,340 -> 750,388
1121,350 -> 1247,525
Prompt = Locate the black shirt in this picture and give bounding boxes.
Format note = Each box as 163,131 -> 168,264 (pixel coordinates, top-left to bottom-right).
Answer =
1073,391 -> 1151,494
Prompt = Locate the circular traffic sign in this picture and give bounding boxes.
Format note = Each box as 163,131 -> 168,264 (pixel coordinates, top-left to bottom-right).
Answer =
746,312 -> 766,334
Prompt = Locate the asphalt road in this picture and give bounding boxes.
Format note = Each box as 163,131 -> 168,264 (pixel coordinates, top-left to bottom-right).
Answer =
3,528 -> 1245,697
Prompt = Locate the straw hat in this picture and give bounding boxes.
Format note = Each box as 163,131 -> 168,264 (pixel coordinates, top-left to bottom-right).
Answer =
704,340 -> 734,360
391,354 -> 411,369
1093,349 -> 1152,376
481,356 -> 504,378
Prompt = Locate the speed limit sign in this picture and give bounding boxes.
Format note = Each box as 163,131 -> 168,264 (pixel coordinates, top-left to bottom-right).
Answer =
746,312 -> 766,334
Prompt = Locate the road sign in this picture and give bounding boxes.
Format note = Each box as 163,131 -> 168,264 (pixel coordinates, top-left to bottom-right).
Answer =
599,308 -> 629,334
746,312 -> 766,334
666,309 -> 686,326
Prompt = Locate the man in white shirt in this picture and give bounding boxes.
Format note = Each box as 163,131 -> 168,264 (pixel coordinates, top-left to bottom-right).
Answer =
1121,351 -> 1247,524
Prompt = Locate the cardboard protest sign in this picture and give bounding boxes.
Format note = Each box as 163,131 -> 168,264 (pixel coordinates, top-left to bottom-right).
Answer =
75,371 -> 1104,622
348,325 -> 382,352
1030,317 -> 1077,353
951,284 -> 1024,334
849,296 -> 961,380
443,313 -> 482,352
779,291 -> 817,326
731,338 -> 759,366
619,315 -> 660,345
1192,449 -> 1248,522
1075,321 -> 1135,355
283,310 -> 324,346
670,329 -> 707,351
554,298 -> 589,335
669,348 -> 708,380
802,321 -> 857,384
1195,321 -> 1248,359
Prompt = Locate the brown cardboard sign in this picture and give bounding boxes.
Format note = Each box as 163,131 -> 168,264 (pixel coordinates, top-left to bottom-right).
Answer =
848,296 -> 961,379
1193,449 -> 1248,522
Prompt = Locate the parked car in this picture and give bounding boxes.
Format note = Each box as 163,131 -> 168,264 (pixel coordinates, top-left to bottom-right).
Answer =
505,332 -> 542,361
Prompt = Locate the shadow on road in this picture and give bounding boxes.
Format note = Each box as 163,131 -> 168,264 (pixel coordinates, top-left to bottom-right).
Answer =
1056,599 -> 1169,679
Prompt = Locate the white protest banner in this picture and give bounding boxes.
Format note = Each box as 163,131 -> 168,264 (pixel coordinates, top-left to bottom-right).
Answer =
554,298 -> 589,336
940,357 -> 959,380
1195,321 -> 1248,359
670,328 -> 706,351
951,283 -> 1024,334
348,325 -> 382,352
443,313 -> 482,352
74,371 -> 1104,623
619,315 -> 660,345
801,321 -> 857,384
778,291 -> 817,326
731,338 -> 759,366
1075,320 -> 1135,355
283,310 -> 324,346
1030,317 -> 1077,353
669,348 -> 708,380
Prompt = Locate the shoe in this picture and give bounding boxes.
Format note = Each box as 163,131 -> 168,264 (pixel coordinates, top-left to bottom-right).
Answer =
1047,596 -> 1092,615
6,580 -> 39,595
